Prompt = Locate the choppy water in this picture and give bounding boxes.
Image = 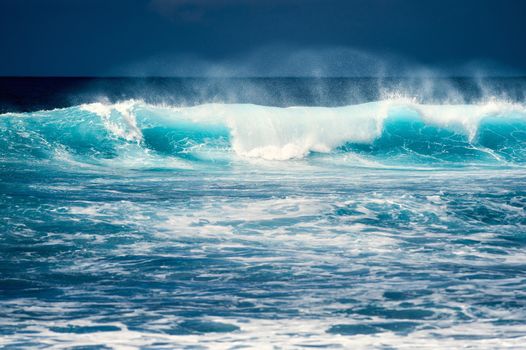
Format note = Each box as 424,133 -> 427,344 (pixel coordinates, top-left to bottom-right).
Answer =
1,78 -> 526,349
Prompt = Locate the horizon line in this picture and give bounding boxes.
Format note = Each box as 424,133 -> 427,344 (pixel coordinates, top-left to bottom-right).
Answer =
1,75 -> 526,79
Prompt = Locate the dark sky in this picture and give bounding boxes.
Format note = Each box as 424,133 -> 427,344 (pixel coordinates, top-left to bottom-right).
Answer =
1,0 -> 525,76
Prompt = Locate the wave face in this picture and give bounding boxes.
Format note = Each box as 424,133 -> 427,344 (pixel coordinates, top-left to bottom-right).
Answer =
2,91 -> 526,348
1,100 -> 526,166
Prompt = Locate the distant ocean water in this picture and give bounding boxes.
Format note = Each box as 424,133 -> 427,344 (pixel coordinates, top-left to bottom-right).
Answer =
1,77 -> 526,349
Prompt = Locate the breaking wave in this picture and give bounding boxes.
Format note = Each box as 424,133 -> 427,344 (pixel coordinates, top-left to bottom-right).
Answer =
1,99 -> 526,166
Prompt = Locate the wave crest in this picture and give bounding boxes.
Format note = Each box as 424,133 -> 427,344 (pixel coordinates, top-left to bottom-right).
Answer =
2,99 -> 526,166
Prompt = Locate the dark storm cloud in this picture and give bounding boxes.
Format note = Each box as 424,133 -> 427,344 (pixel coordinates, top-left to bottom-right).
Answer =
148,0 -> 307,21
149,0 -> 240,21
0,0 -> 525,76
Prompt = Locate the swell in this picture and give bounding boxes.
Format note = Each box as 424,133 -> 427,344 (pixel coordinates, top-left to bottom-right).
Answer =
1,100 -> 526,167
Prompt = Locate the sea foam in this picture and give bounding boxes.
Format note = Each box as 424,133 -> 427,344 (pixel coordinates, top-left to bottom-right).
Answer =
1,99 -> 525,164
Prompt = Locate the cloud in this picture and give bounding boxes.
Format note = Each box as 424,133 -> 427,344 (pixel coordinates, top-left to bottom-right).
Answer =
149,0 -> 300,21
149,0 -> 256,21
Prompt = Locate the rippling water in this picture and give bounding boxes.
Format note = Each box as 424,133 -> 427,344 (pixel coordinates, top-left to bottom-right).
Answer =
1,78 -> 526,349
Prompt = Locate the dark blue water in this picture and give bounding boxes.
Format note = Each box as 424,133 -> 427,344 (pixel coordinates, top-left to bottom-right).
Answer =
1,78 -> 526,349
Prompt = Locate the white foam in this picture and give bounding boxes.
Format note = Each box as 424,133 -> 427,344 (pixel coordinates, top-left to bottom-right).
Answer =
150,102 -> 391,160
150,100 -> 526,160
414,101 -> 526,141
82,99 -> 526,160
81,101 -> 143,142
3,317 -> 526,350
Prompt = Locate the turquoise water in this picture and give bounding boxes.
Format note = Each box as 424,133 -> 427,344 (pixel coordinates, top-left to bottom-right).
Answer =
1,99 -> 526,348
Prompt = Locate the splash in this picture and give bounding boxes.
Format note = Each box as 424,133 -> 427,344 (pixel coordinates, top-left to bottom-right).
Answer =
2,99 -> 526,166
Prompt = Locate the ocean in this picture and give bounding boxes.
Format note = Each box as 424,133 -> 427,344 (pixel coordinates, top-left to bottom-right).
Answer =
1,77 -> 526,349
